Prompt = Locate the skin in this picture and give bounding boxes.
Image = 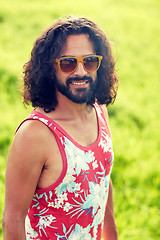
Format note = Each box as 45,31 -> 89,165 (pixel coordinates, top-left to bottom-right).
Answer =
2,34 -> 117,239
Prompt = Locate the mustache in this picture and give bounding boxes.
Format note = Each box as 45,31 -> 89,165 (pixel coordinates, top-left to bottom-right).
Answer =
66,76 -> 93,86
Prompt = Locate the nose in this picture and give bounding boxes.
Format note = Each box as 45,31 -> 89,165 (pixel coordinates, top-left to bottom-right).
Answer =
74,61 -> 87,77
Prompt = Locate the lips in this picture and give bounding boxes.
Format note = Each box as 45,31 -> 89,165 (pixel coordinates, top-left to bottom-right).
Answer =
66,76 -> 93,87
71,80 -> 89,86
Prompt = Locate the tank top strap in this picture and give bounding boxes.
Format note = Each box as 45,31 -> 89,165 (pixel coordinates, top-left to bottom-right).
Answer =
94,103 -> 112,138
15,110 -> 52,134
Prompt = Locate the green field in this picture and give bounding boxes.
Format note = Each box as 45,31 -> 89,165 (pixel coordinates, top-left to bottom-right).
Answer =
0,0 -> 160,239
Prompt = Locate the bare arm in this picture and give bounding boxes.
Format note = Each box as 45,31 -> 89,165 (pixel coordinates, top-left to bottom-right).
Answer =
103,179 -> 118,240
102,105 -> 118,239
2,121 -> 50,240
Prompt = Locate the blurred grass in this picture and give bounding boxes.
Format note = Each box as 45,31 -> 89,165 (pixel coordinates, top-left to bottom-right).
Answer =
0,0 -> 160,239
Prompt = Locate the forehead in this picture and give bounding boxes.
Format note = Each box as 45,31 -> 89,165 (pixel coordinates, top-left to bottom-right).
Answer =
60,34 -> 95,56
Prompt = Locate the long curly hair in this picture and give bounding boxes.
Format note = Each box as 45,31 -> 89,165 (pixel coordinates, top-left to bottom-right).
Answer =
22,16 -> 118,112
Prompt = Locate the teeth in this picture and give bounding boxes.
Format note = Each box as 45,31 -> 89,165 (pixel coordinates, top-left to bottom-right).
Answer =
72,81 -> 87,85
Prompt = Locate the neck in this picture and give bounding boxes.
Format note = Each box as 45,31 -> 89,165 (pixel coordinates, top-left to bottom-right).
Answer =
56,91 -> 92,120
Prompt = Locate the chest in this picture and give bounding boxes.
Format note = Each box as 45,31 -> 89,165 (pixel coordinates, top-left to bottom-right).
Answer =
70,120 -> 98,146
56,114 -> 98,147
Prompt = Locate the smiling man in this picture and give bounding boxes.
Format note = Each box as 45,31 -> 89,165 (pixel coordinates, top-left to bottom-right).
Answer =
3,16 -> 118,240
54,34 -> 99,104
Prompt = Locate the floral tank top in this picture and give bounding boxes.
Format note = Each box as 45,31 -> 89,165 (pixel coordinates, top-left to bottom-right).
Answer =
19,103 -> 114,240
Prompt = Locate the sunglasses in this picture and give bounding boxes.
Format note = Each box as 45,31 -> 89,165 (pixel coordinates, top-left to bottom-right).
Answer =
54,55 -> 103,73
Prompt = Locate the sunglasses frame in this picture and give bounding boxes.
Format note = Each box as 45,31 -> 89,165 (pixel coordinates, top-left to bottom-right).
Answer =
54,55 -> 103,73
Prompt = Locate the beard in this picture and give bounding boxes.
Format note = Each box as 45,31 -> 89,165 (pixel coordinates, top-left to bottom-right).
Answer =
55,75 -> 98,104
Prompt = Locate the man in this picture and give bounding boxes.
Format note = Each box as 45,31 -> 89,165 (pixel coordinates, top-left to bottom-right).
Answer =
2,16 -> 118,239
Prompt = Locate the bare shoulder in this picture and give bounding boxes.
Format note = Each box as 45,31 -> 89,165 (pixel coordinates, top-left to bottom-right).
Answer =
15,119 -> 51,143
9,119 -> 56,169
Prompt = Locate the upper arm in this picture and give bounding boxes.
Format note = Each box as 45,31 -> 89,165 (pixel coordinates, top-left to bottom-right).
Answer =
106,179 -> 114,214
4,121 -> 49,219
103,179 -> 118,239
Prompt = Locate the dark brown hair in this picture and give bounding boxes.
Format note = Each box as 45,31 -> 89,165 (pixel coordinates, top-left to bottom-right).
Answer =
22,16 -> 118,112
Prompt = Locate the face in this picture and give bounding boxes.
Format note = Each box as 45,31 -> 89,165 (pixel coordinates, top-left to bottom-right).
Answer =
54,34 -> 98,104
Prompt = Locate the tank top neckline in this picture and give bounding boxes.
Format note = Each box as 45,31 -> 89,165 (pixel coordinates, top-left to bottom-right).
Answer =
32,104 -> 102,150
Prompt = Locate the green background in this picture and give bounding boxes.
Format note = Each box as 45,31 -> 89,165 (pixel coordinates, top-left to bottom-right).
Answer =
0,0 -> 160,239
